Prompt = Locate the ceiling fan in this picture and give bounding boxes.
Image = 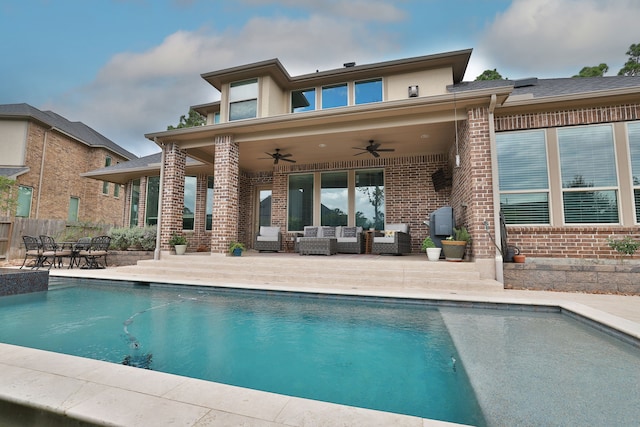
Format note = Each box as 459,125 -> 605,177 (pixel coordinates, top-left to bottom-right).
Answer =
261,148 -> 296,164
352,140 -> 395,158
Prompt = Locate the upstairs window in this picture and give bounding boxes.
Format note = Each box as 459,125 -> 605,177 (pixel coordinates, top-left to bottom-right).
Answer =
229,79 -> 258,121
16,186 -> 32,218
355,79 -> 382,105
321,83 -> 348,109
291,88 -> 316,113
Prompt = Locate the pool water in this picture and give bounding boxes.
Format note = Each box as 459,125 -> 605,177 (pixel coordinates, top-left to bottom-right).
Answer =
0,280 -> 485,426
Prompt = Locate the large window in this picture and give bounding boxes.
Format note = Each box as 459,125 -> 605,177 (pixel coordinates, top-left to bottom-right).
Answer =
288,174 -> 314,231
229,79 -> 258,121
321,83 -> 348,109
16,186 -> 32,218
288,169 -> 385,231
559,125 -> 618,223
355,79 -> 382,105
291,88 -> 316,113
102,157 -> 112,195
129,179 -> 140,227
355,170 -> 385,230
145,176 -> 159,226
496,130 -> 550,224
183,176 -> 196,230
629,122 -> 640,222
321,172 -> 348,226
68,197 -> 79,222
206,176 -> 214,231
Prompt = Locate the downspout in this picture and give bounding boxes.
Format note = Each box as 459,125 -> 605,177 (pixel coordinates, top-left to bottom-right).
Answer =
35,127 -> 52,219
487,94 -> 504,283
154,139 -> 165,261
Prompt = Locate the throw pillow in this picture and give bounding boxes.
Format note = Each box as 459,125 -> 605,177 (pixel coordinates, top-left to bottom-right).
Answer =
322,227 -> 336,237
384,230 -> 396,237
343,227 -> 357,238
304,227 -> 318,237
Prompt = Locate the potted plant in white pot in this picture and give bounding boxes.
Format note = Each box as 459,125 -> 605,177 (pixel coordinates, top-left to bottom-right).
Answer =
169,233 -> 188,255
422,237 -> 441,261
441,226 -> 471,262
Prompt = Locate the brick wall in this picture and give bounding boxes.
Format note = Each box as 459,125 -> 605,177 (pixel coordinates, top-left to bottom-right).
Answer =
496,102 -> 640,260
211,135 -> 239,253
18,121 -> 127,225
160,143 -> 186,249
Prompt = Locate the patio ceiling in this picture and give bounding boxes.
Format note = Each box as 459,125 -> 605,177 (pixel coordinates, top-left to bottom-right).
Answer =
149,88 -> 510,173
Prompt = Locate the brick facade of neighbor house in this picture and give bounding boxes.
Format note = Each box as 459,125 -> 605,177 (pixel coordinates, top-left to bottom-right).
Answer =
19,121 -> 128,225
495,102 -> 640,261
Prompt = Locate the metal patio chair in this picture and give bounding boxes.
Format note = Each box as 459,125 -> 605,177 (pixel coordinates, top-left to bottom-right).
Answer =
20,236 -> 43,269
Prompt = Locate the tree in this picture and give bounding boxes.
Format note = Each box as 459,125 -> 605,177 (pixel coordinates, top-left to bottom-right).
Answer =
573,63 -> 609,77
618,43 -> 640,76
167,108 -> 205,130
0,176 -> 18,216
475,69 -> 504,81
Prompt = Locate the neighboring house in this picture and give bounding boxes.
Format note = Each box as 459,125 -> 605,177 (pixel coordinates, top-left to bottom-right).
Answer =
0,104 -> 137,224
86,48 -> 640,282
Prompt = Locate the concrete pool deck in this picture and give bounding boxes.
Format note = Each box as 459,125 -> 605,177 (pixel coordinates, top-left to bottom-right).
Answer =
1,255 -> 639,426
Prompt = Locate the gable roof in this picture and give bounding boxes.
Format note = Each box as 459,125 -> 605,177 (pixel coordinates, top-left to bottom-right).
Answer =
0,103 -> 137,160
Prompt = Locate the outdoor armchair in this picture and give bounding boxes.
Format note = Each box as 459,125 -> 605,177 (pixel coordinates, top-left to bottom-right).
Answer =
372,223 -> 411,255
254,226 -> 282,252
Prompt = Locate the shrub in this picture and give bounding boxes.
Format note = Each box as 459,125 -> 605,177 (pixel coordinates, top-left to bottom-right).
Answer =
607,235 -> 640,262
108,227 -> 130,250
421,237 -> 436,250
125,227 -> 144,248
139,226 -> 157,251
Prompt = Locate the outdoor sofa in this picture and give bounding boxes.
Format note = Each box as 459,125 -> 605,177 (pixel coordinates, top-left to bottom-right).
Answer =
294,226 -> 365,254
254,226 -> 282,252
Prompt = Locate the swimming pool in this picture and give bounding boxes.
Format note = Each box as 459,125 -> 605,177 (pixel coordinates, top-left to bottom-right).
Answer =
1,278 -> 639,426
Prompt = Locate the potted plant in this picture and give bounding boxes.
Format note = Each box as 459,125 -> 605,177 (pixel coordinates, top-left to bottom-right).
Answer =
441,226 -> 471,262
169,233 -> 188,255
229,241 -> 245,256
421,237 -> 441,261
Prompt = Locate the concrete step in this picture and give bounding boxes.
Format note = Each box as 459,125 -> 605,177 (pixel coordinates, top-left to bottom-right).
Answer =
107,253 -> 501,291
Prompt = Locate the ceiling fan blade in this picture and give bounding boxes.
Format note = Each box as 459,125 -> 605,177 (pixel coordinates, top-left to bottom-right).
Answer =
354,151 -> 368,156
280,153 -> 292,158
372,151 -> 380,158
376,148 -> 395,152
352,146 -> 367,150
369,143 -> 381,150
281,158 -> 296,163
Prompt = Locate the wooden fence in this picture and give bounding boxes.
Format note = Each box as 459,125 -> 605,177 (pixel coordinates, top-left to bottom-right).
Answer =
0,217 -> 113,262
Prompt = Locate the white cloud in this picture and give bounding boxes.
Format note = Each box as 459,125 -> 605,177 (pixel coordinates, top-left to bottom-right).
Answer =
47,10 -> 399,157
477,0 -> 640,78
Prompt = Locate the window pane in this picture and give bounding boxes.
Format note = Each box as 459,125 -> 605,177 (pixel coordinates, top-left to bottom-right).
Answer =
130,179 -> 140,227
259,189 -> 272,227
16,186 -> 32,218
183,176 -> 196,230
68,197 -> 79,222
559,125 -> 617,188
114,184 -> 120,198
102,181 -> 109,195
229,79 -> 258,102
563,190 -> 618,223
321,172 -> 348,226
213,112 -> 220,124
322,84 -> 347,109
496,130 -> 548,191
291,88 -> 316,112
355,79 -> 382,105
288,174 -> 314,231
355,170 -> 385,230
629,122 -> 640,184
145,176 -> 159,226
229,100 -> 257,121
105,157 -> 112,167
206,176 -> 214,231
500,193 -> 549,224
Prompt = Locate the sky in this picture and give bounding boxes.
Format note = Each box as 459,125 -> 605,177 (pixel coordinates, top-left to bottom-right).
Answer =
1,0 -> 638,158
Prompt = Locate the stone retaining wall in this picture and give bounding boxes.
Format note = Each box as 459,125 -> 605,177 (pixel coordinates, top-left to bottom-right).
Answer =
503,258 -> 640,295
107,250 -> 154,267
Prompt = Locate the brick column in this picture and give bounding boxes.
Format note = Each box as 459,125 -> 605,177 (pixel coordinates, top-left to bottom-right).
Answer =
160,143 -> 186,250
210,135 -> 239,253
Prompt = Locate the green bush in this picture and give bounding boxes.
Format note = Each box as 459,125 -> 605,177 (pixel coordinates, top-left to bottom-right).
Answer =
139,226 -> 157,251
108,227 -> 130,250
607,235 -> 640,262
126,227 -> 144,247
